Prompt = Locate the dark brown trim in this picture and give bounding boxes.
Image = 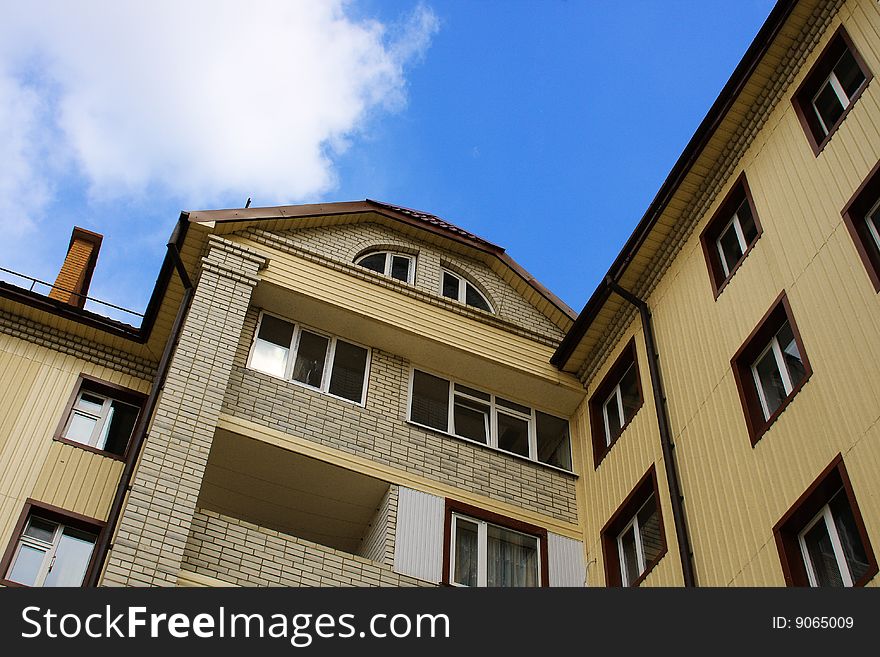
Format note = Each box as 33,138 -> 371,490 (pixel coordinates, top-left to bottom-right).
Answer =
730,291 -> 813,446
773,454 -> 878,587
51,374 -> 148,462
552,0 -> 799,369
791,26 -> 873,157
600,465 -> 668,587
699,172 -> 764,297
588,337 -> 643,469
441,499 -> 549,587
0,499 -> 106,588
841,159 -> 880,293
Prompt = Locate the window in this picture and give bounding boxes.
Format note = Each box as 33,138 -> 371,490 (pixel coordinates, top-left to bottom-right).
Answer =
774,455 -> 877,587
601,466 -> 666,587
440,269 -> 493,312
355,251 -> 415,284
841,159 -> 880,292
731,293 -> 812,445
248,311 -> 370,405
408,369 -> 572,471
793,27 -> 872,155
588,338 -> 643,468
0,501 -> 103,588
699,173 -> 763,295
56,377 -> 144,458
443,500 -> 548,587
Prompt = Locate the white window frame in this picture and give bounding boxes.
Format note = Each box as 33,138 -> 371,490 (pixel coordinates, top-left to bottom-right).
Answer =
6,516 -> 96,588
355,251 -> 415,284
601,363 -> 635,446
866,198 -> 880,253
750,327 -> 796,420
812,50 -> 863,135
616,493 -> 656,587
715,211 -> 750,277
440,268 -> 494,312
406,368 -> 573,472
62,391 -> 119,451
247,311 -> 372,406
797,492 -> 855,587
449,512 -> 541,587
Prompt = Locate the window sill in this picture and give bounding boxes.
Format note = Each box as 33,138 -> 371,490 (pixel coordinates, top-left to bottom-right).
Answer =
53,436 -> 127,462
405,420 -> 578,477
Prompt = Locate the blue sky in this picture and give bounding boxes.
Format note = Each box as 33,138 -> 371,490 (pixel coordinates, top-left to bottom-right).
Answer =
0,0 -> 776,321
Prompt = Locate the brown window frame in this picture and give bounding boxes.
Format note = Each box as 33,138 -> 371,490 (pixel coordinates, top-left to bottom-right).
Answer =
53,374 -> 147,462
773,454 -> 877,587
441,498 -> 549,587
600,465 -> 667,587
731,292 -> 812,446
0,499 -> 106,588
841,159 -> 880,293
792,26 -> 873,157
699,172 -> 763,297
588,337 -> 643,469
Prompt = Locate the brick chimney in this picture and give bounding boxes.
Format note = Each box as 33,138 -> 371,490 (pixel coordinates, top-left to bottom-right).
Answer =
48,227 -> 103,309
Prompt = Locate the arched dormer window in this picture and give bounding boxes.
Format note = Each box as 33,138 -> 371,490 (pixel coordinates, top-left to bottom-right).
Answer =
355,251 -> 415,284
441,268 -> 493,313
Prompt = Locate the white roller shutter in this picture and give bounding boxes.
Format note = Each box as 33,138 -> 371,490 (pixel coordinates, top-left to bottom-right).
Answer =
394,487 -> 445,583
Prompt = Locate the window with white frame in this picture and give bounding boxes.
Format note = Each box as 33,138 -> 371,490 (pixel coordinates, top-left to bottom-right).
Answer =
59,379 -> 142,457
841,161 -> 880,293
4,514 -> 97,587
601,466 -> 667,587
249,312 -> 370,404
601,362 -> 641,447
699,173 -> 762,295
355,251 -> 415,284
408,370 -> 572,470
793,27 -> 872,155
732,293 -> 812,445
588,338 -> 642,468
811,47 -> 867,137
774,456 -> 877,588
449,513 -> 540,587
798,488 -> 871,587
750,319 -> 807,420
440,269 -> 493,312
867,198 -> 880,253
715,198 -> 759,278
616,492 -> 663,587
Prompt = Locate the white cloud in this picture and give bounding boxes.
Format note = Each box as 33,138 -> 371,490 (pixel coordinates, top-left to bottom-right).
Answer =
0,0 -> 438,219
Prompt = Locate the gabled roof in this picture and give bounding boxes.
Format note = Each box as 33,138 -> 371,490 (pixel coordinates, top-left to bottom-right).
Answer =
187,199 -> 577,324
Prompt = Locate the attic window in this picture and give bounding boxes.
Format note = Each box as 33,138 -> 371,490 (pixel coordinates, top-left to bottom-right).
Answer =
355,251 -> 414,284
441,269 -> 493,312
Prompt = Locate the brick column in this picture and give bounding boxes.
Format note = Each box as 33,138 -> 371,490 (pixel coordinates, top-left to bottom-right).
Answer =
102,236 -> 267,586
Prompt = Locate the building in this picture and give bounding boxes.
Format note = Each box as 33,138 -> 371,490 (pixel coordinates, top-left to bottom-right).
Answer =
0,201 -> 587,588
0,0 -> 877,588
554,0 -> 880,587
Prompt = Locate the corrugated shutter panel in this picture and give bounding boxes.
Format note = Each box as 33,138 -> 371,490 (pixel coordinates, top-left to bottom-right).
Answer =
548,532 -> 585,587
394,487 -> 444,583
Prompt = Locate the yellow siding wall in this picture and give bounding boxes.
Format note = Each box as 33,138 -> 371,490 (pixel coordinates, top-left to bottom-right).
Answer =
577,0 -> 880,586
0,332 -> 149,557
575,320 -> 684,587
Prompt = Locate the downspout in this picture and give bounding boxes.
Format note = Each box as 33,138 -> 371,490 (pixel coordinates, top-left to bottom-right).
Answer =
87,218 -> 194,586
605,277 -> 697,587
